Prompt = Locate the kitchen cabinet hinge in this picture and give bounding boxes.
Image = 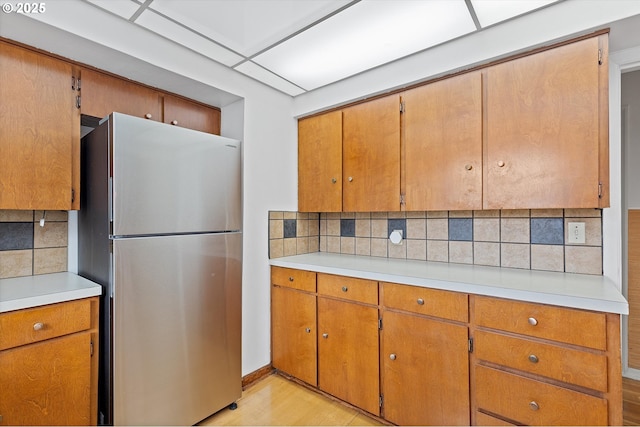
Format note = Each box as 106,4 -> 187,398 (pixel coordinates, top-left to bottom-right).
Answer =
400,101 -> 405,113
400,193 -> 405,206
598,48 -> 603,65
90,340 -> 94,357
72,76 -> 82,91
378,318 -> 383,330
468,338 -> 474,353
598,182 -> 603,198
76,95 -> 81,109
71,188 -> 75,203
379,394 -> 383,408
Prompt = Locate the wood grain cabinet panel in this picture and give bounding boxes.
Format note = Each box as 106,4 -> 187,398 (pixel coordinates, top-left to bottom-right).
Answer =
485,35 -> 608,209
80,68 -> 162,121
0,41 -> 80,210
380,281 -> 468,322
162,94 -> 221,135
317,273 -> 377,305
298,111 -> 343,212
271,266 -> 316,292
343,94 -> 401,212
403,71 -> 483,211
381,310 -> 470,426
0,297 -> 99,426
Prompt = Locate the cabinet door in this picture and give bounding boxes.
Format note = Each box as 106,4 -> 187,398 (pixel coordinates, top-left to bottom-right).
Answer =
0,333 -> 92,426
403,72 -> 482,211
271,286 -> 317,386
318,297 -> 380,415
343,95 -> 400,212
163,94 -> 221,135
0,42 -> 79,210
485,37 -> 603,209
80,68 -> 161,121
298,111 -> 342,212
381,311 -> 469,425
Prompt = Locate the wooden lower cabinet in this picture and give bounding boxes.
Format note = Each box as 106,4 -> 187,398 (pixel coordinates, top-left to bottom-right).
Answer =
0,297 -> 99,426
381,310 -> 470,425
317,296 -> 380,415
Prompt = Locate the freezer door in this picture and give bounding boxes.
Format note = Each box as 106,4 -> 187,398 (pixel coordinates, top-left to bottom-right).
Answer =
112,233 -> 242,426
110,113 -> 241,236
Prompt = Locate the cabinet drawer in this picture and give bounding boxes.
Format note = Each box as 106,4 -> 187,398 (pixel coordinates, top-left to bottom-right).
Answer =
473,296 -> 607,350
475,365 -> 608,426
381,282 -> 467,322
475,411 -> 515,426
317,274 -> 377,305
0,299 -> 92,351
271,267 -> 316,292
474,330 -> 607,392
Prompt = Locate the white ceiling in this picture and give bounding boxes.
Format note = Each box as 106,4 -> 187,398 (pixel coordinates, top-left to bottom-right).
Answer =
83,0 -> 561,96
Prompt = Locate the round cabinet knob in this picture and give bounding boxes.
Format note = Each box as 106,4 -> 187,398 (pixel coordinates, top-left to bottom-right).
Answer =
289,276 -> 294,282
465,164 -> 473,171
529,401 -> 540,411
417,298 -> 425,306
528,354 -> 539,364
528,317 -> 538,326
389,354 -> 397,361
171,120 -> 178,125
322,333 -> 329,339
497,160 -> 505,167
144,113 -> 153,119
33,322 -> 44,331
348,177 -> 353,182
305,328 -> 311,333
331,178 -> 337,184
341,286 -> 348,292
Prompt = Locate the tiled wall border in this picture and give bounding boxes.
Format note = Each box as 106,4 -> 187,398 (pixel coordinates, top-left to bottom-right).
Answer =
269,209 -> 604,275
0,210 -> 68,279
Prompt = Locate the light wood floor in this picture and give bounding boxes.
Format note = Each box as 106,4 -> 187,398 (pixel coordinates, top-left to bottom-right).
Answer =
625,377 -> 640,425
199,374 -> 385,426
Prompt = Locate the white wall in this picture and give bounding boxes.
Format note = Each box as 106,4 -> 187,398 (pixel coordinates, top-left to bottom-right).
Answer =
623,71 -> 640,209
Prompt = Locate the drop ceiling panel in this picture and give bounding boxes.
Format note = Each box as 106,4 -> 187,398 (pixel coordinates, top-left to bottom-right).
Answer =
85,0 -> 141,19
147,0 -> 352,57
235,61 -> 306,96
470,0 -> 559,27
251,0 -> 477,90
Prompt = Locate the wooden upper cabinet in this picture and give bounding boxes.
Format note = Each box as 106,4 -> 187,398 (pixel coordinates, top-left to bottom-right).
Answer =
0,41 -> 80,210
343,95 -> 401,212
298,111 -> 342,212
403,72 -> 483,211
485,35 -> 608,209
163,94 -> 221,135
80,68 -> 162,121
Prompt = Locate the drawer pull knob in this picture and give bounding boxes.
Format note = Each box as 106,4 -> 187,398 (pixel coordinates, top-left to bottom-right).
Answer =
305,328 -> 311,333
289,276 -> 294,282
389,353 -> 397,361
322,333 -> 329,339
144,113 -> 153,119
465,164 -> 473,171
528,317 -> 538,326
497,160 -> 505,167
331,178 -> 337,184
171,120 -> 178,125
348,176 -> 353,182
33,322 -> 44,331
342,286 -> 348,292
529,401 -> 540,411
417,298 -> 425,305
528,354 -> 539,363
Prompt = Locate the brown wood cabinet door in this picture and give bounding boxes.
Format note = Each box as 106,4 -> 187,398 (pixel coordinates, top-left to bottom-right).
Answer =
0,42 -> 79,210
381,310 -> 469,425
485,37 -> 603,209
0,333 -> 92,426
343,95 -> 400,212
163,94 -> 221,135
403,72 -> 482,211
298,111 -> 342,212
271,286 -> 317,386
318,297 -> 379,415
80,68 -> 161,121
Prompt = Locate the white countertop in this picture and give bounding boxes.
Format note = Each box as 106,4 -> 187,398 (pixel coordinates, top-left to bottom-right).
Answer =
270,253 -> 629,315
0,272 -> 102,313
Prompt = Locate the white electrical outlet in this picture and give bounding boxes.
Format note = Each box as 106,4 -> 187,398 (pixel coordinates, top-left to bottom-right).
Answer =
567,222 -> 586,244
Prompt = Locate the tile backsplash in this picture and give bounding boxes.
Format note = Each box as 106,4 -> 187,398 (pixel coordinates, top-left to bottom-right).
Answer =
0,210 -> 68,279
269,209 -> 604,275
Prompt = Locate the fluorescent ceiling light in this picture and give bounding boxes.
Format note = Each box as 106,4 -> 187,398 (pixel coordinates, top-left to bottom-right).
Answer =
471,0 -> 559,27
235,61 -> 306,96
85,0 -> 140,19
136,9 -> 243,66
252,0 -> 476,90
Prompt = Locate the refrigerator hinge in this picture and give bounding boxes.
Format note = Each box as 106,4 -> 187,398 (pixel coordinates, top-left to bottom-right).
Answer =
379,394 -> 384,409
598,182 -> 603,198
468,338 -> 474,353
598,48 -> 603,65
378,317 -> 383,330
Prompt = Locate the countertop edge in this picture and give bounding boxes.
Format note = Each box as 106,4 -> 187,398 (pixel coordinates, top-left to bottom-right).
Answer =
270,253 -> 629,315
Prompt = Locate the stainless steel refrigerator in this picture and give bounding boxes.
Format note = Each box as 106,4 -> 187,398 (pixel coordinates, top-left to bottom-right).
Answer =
78,112 -> 242,426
